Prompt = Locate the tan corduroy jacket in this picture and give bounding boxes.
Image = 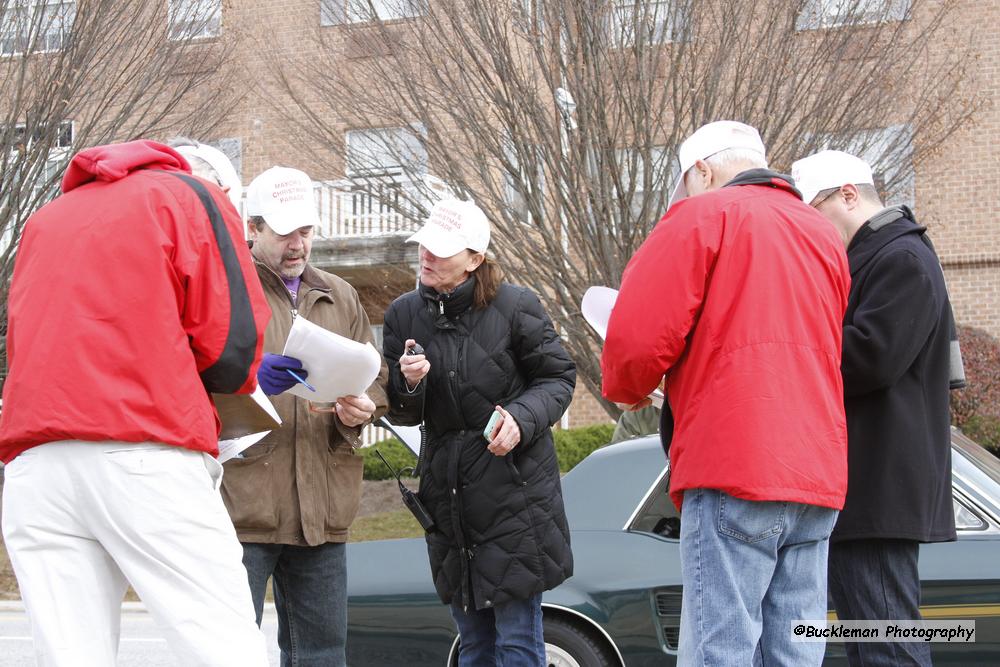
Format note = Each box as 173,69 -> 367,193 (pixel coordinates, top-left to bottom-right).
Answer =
221,262 -> 388,546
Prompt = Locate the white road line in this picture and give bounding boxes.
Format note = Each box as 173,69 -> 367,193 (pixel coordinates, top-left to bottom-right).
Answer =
0,637 -> 167,643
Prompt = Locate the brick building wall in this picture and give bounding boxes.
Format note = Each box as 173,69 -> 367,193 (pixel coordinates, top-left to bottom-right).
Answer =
175,1 -> 1000,428
918,0 -> 1000,339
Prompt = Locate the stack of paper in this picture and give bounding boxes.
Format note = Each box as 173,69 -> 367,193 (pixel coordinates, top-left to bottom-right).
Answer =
281,317 -> 382,402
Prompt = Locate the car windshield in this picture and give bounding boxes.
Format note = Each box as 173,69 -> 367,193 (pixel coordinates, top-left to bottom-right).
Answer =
953,428 -> 1000,484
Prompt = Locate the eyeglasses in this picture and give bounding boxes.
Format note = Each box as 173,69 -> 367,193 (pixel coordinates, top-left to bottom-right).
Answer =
810,188 -> 842,208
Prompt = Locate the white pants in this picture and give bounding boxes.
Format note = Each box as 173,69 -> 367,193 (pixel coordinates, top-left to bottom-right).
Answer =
1,441 -> 267,667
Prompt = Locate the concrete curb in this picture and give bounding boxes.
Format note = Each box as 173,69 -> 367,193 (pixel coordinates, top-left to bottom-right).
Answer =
0,600 -> 278,615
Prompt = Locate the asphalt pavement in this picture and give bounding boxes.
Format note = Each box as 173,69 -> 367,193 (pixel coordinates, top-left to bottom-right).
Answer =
0,601 -> 281,666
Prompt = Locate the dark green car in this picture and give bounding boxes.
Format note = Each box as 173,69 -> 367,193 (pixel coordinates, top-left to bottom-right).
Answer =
346,429 -> 1000,666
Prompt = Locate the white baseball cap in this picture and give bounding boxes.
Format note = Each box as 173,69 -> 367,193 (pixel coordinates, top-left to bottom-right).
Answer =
173,141 -> 243,210
245,166 -> 321,235
407,199 -> 491,258
670,121 -> 767,205
791,150 -> 875,205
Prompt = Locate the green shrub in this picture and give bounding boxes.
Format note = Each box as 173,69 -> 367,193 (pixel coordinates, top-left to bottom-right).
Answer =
951,325 -> 1000,460
363,422 -> 616,480
554,423 -> 616,472
362,438 -> 417,481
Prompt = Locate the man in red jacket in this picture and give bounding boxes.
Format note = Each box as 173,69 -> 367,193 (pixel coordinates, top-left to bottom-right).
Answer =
0,141 -> 271,666
602,121 -> 850,665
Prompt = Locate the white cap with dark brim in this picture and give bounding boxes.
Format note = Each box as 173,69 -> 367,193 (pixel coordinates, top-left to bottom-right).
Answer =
791,150 -> 875,205
669,120 -> 767,206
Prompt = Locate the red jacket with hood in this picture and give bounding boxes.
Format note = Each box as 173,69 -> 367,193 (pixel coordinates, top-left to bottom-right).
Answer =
602,170 -> 850,510
0,140 -> 270,463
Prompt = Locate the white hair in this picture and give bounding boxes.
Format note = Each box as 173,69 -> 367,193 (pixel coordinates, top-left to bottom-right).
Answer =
704,147 -> 768,171
166,136 -> 223,186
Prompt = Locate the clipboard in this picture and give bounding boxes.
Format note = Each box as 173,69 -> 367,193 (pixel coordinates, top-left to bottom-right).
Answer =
213,386 -> 281,441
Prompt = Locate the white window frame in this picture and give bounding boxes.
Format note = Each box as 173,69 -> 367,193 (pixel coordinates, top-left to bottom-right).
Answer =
321,0 -> 425,26
608,0 -> 689,48
796,0 -> 910,31
345,125 -> 427,180
168,0 -> 222,41
0,0 -> 75,57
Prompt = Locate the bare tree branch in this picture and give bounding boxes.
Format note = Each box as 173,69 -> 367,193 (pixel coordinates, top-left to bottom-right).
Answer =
274,0 -> 983,416
0,0 -> 247,379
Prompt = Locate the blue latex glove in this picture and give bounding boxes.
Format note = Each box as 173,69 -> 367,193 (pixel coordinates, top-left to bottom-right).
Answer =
258,353 -> 307,395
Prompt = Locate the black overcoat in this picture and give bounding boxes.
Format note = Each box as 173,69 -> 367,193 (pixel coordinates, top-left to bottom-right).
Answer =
383,277 -> 576,610
834,209 -> 956,543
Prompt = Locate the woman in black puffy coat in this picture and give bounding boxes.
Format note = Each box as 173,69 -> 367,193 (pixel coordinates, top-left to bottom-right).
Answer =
383,199 -> 576,667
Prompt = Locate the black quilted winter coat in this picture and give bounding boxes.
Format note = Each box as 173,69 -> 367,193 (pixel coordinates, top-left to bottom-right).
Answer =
383,276 -> 576,611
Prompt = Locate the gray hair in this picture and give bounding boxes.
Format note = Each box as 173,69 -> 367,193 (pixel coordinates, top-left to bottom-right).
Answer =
811,183 -> 883,207
166,136 -> 224,187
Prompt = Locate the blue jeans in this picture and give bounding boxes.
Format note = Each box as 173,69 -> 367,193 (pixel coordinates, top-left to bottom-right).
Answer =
678,489 -> 838,666
242,542 -> 347,667
828,538 -> 931,666
450,593 -> 545,667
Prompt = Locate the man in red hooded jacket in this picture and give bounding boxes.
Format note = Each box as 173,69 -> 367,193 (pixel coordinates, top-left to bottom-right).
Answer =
0,141 -> 271,666
602,122 -> 850,666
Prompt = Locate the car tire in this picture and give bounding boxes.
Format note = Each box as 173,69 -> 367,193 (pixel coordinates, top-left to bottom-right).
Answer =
543,616 -> 618,667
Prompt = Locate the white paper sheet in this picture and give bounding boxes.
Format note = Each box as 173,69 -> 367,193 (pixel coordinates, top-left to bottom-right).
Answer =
281,317 -> 382,402
581,286 -> 619,340
250,384 -> 281,425
217,430 -> 270,463
215,386 -> 281,463
582,285 -> 665,408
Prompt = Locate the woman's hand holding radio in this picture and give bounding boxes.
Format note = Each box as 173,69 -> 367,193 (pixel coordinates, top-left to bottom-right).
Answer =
400,339 -> 430,390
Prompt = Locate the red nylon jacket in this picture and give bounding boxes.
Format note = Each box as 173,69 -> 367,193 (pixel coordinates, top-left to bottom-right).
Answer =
602,170 -> 850,510
0,140 -> 270,463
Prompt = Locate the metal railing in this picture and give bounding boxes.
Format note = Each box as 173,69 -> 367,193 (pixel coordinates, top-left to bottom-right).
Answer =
360,423 -> 393,448
313,179 -> 425,238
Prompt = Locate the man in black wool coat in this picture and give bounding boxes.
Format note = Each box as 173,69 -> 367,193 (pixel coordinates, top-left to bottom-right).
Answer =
792,149 -> 961,667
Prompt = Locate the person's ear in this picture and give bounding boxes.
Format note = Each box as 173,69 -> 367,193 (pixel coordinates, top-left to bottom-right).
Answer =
466,252 -> 485,273
694,159 -> 712,190
840,184 -> 861,210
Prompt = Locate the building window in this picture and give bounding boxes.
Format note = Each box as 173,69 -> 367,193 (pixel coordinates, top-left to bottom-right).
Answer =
815,124 -> 915,207
502,134 -> 545,226
796,0 -> 909,31
0,120 -> 73,235
0,0 -> 75,57
321,0 -> 425,26
608,0 -> 690,47
168,0 -> 221,41
345,126 -> 427,179
618,145 -> 676,222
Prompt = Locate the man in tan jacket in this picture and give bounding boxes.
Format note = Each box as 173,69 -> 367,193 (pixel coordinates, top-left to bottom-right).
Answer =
221,166 -> 388,667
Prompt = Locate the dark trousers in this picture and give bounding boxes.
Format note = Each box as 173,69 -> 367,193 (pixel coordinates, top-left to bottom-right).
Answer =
241,541 -> 348,667
828,538 -> 931,666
